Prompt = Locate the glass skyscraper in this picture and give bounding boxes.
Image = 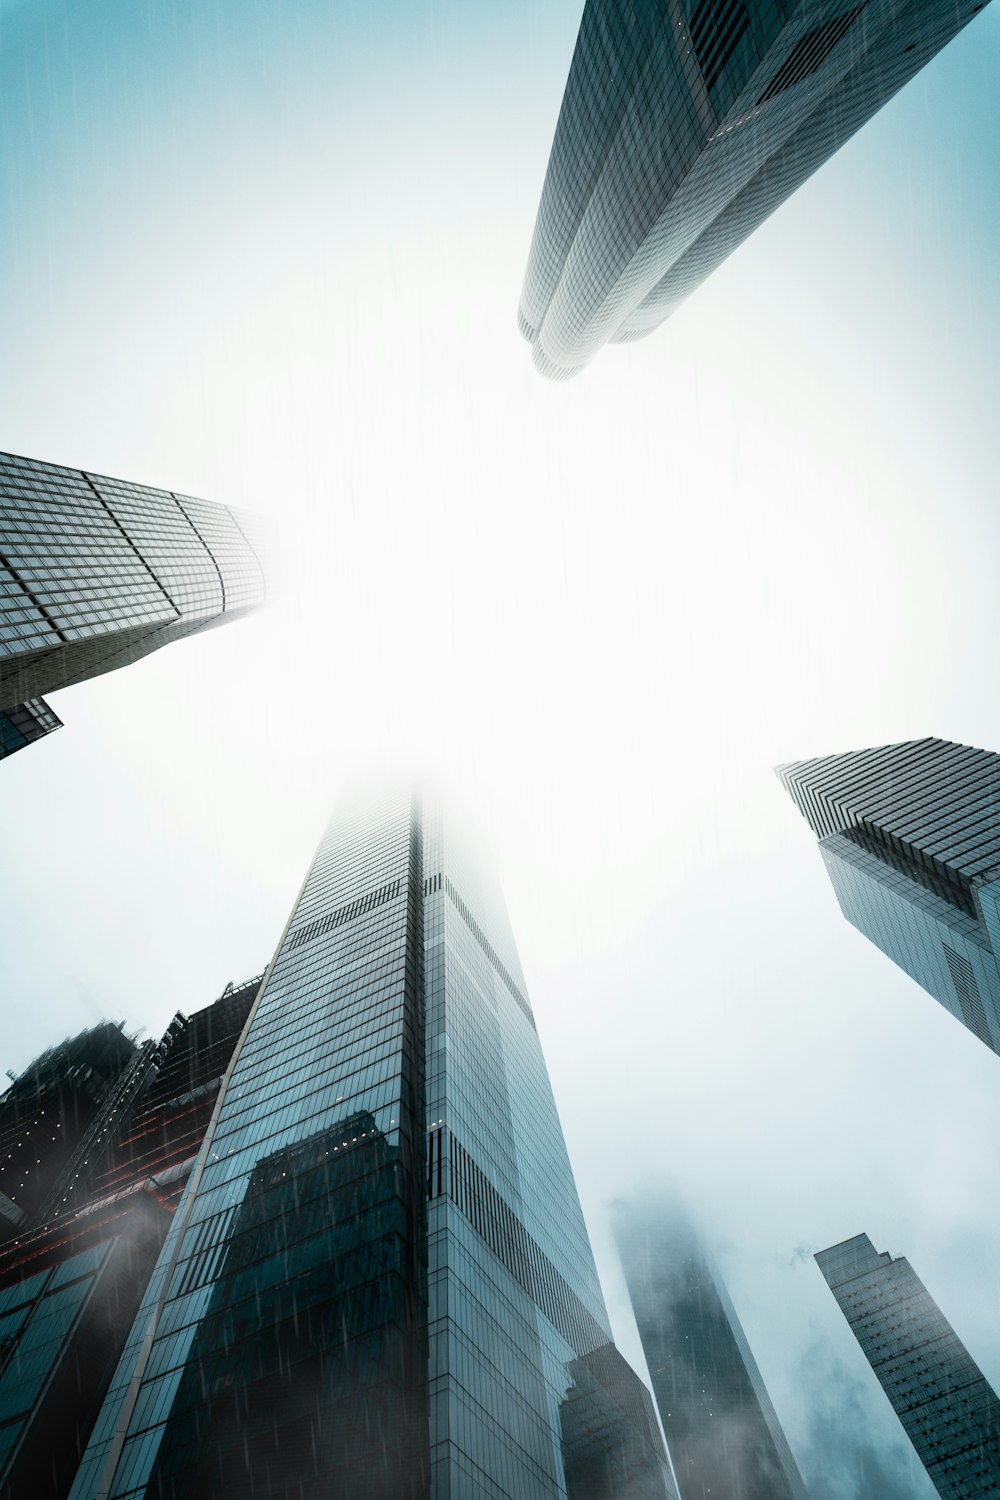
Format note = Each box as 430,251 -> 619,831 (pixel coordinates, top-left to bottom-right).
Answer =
518,0 -> 989,379
816,1234 -> 1000,1497
614,1198 -> 807,1500
0,449 -> 264,759
778,737 -> 1000,1055
67,794 -> 669,1499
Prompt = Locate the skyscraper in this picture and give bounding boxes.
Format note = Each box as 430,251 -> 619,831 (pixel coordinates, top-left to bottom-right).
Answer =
778,737 -> 1000,1055
816,1234 -> 1000,1497
519,0 -> 989,379
614,1198 -> 808,1500
0,980 -> 261,1500
0,449 -> 264,758
67,794 -> 669,1499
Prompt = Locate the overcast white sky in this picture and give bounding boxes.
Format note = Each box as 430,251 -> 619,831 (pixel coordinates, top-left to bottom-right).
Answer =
1,2 -> 999,1493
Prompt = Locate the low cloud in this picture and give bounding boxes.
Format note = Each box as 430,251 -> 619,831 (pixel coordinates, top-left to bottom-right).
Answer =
796,1339 -> 925,1500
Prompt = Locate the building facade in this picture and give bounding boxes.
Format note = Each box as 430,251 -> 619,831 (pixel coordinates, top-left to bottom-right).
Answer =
66,795 -> 668,1499
778,737 -> 1000,1055
519,0 -> 990,379
0,1191 -> 172,1500
816,1234 -> 1000,1497
0,697 -> 62,760
614,1198 -> 807,1500
0,449 -> 264,757
560,1343 -> 675,1500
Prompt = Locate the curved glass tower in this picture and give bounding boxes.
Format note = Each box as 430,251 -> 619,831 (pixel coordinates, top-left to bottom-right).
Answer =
519,0 -> 990,379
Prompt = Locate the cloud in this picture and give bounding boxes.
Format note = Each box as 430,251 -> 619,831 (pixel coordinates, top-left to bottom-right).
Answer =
796,1339 -> 924,1500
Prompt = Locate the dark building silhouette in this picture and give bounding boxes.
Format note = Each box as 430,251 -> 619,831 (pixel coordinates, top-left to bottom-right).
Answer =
0,980 -> 260,1500
779,737 -> 1000,1054
0,1022 -> 137,1239
817,1234 -> 1000,1497
55,977 -> 261,1222
614,1199 -> 807,1500
519,0 -> 990,378
0,449 -> 264,760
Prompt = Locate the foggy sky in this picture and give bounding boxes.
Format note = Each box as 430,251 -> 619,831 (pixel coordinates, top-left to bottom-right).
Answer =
1,2 -> 998,1494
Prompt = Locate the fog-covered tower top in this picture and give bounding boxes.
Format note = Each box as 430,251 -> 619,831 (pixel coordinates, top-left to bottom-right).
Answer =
614,1197 -> 808,1500
519,0 -> 990,379
778,737 -> 1000,1054
816,1234 -> 1000,1496
69,793 -> 668,1499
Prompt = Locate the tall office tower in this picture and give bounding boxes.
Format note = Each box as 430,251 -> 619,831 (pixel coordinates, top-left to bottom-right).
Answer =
0,981 -> 261,1500
816,1234 -> 1000,1497
69,795 -> 671,1500
778,737 -> 1000,1055
0,449 -> 264,757
614,1199 -> 808,1500
518,0 -> 989,379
